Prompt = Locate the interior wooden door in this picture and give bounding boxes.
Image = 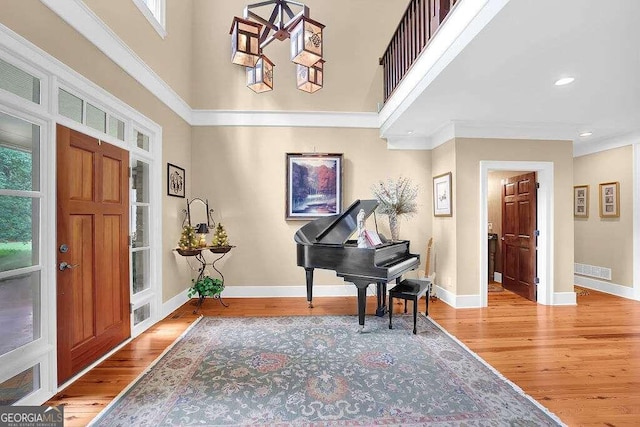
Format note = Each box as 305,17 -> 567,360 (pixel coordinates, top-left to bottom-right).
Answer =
56,125 -> 130,385
501,172 -> 537,302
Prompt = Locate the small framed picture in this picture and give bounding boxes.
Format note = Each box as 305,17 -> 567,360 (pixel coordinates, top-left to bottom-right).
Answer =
573,185 -> 589,218
433,172 -> 452,217
167,163 -> 185,198
598,181 -> 619,218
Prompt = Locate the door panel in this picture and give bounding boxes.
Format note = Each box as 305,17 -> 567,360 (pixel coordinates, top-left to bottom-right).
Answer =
57,125 -> 130,385
501,172 -> 537,301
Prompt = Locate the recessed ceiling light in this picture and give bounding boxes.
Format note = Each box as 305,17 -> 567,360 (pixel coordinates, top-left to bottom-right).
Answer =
554,77 -> 575,86
579,131 -> 593,137
407,130 -> 414,135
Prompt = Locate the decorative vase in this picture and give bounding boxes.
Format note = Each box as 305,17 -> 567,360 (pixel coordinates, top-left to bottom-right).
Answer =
389,213 -> 399,241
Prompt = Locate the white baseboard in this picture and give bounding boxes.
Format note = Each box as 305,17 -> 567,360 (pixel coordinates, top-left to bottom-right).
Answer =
162,289 -> 190,317
433,285 -> 482,308
553,292 -> 577,305
493,272 -> 502,283
574,275 -> 637,300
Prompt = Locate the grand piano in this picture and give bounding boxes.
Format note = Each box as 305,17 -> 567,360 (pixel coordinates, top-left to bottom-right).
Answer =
295,199 -> 420,330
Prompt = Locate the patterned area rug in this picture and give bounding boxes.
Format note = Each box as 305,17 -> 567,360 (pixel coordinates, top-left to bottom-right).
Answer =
91,315 -> 563,426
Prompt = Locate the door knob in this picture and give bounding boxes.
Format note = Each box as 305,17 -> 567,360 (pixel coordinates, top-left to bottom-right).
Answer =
59,262 -> 79,271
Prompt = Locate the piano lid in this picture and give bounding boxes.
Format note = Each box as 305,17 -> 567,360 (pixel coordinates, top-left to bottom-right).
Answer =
294,199 -> 379,245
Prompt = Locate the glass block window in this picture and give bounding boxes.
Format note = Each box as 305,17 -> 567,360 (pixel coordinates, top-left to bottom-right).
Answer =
133,303 -> 151,326
0,112 -> 40,192
86,103 -> 106,133
0,272 -> 41,356
136,130 -> 150,151
131,160 -> 150,203
0,58 -> 40,104
108,115 -> 125,141
131,205 -> 149,248
58,89 -> 83,123
132,250 -> 150,294
0,364 -> 40,405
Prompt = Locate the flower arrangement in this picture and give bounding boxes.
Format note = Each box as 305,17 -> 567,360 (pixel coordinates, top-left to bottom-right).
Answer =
371,177 -> 418,240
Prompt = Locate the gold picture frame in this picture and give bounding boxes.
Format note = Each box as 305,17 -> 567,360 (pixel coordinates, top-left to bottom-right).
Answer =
433,172 -> 452,217
598,181 -> 620,218
573,185 -> 589,218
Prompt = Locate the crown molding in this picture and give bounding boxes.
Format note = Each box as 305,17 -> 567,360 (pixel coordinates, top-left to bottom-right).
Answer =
40,0 -> 192,123
573,131 -> 640,157
39,0 -> 380,130
191,110 -> 378,128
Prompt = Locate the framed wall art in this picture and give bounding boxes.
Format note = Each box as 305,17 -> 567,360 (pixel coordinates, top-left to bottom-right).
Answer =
433,172 -> 452,217
573,185 -> 589,218
599,181 -> 619,218
167,163 -> 185,198
286,153 -> 343,220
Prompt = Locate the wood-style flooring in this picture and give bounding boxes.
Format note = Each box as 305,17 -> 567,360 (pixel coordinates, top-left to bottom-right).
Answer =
46,288 -> 640,426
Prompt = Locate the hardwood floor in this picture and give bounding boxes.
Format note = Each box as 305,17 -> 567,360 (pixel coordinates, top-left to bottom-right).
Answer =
46,289 -> 640,426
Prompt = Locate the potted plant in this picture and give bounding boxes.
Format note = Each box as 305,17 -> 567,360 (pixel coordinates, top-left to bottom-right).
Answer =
187,276 -> 224,299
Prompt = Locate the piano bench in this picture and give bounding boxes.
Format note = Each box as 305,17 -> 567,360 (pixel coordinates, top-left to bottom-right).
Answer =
388,278 -> 430,334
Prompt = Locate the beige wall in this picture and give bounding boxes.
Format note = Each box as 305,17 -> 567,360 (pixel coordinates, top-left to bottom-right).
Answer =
455,138 -> 574,295
191,0 -> 408,111
431,140 -> 457,293
190,127 -> 432,287
487,170 -> 520,274
84,0 -> 194,105
0,1 -> 193,302
574,145 -> 633,286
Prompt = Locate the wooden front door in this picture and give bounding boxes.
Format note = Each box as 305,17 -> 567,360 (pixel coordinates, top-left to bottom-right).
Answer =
501,172 -> 537,301
56,125 -> 130,385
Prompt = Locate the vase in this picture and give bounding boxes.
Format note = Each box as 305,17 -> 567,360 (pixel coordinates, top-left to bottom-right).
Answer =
388,213 -> 399,241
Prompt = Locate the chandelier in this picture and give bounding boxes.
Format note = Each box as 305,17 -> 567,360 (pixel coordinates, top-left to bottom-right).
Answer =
230,0 -> 325,93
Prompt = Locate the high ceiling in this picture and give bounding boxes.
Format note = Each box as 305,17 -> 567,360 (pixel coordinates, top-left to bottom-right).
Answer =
380,0 -> 640,155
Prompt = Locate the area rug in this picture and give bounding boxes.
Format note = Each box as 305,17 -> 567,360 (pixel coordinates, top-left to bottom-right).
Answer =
90,315 -> 564,426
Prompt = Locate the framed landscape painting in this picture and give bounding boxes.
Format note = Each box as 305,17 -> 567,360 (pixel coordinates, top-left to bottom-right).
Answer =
286,153 -> 343,220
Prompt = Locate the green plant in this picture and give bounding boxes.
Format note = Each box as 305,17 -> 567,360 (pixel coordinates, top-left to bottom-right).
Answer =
187,276 -> 224,298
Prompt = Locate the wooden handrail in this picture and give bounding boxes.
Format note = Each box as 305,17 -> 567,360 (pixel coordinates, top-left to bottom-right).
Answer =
380,0 -> 458,102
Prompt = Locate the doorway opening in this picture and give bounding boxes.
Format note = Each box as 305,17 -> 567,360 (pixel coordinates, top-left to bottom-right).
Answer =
480,161 -> 554,307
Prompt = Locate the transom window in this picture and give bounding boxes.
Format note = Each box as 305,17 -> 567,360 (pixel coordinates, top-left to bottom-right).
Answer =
132,0 -> 167,38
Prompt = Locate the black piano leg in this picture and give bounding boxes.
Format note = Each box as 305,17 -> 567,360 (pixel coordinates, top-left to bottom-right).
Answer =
356,285 -> 367,332
305,268 -> 314,308
375,282 -> 387,317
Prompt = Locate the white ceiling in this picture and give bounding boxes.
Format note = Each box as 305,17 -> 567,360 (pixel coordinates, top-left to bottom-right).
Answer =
380,0 -> 640,154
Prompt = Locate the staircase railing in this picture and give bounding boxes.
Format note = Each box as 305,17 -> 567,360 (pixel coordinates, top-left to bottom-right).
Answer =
380,0 -> 458,103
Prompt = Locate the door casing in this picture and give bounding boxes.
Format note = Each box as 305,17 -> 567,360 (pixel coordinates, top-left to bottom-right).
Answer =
479,161 -> 554,307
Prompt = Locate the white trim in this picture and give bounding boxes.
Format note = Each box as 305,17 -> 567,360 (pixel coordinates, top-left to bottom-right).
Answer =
574,275 -> 637,300
379,0 -> 508,134
480,161 -> 554,307
162,289 -> 190,318
191,110 -> 379,128
131,0 -> 167,39
39,0 -> 190,123
574,131 -> 640,158
432,285 -> 482,308
553,292 -> 577,306
634,143 -> 640,300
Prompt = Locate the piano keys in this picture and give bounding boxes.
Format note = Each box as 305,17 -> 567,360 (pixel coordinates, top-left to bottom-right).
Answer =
294,199 -> 420,330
